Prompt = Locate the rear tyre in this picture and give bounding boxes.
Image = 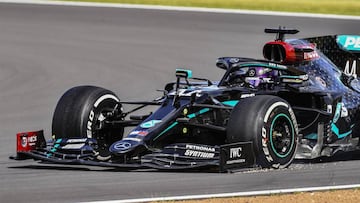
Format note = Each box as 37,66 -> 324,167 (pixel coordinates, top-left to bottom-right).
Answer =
52,86 -> 123,158
227,95 -> 298,168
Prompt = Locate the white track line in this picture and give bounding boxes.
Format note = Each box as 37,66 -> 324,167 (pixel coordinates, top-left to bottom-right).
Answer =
1,0 -> 360,20
85,184 -> 360,203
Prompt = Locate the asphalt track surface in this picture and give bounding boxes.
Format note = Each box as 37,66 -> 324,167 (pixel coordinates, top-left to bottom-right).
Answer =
0,3 -> 360,203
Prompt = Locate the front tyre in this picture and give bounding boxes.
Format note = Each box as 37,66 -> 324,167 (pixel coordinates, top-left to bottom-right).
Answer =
227,95 -> 298,169
52,86 -> 123,157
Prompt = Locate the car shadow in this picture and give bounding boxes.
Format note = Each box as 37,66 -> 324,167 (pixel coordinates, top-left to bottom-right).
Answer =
293,150 -> 360,164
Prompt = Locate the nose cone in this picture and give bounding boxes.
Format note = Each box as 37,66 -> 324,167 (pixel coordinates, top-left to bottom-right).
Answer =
109,139 -> 144,154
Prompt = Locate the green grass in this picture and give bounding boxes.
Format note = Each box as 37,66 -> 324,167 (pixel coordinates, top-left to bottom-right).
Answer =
62,0 -> 360,16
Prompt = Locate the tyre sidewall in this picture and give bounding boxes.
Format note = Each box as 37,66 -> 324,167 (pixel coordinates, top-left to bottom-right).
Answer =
80,92 -> 120,139
227,95 -> 298,168
256,100 -> 298,168
52,86 -> 121,140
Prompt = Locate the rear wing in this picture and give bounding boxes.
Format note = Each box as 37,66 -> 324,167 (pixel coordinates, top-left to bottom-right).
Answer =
305,35 -> 360,77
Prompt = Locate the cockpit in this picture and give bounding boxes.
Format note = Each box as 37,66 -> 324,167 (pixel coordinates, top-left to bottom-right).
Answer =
227,66 -> 279,88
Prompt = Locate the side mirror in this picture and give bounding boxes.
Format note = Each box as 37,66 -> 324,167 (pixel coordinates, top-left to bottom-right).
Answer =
175,69 -> 192,79
173,69 -> 192,108
216,58 -> 229,70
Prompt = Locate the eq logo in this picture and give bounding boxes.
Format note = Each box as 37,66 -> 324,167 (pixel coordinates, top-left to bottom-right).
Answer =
230,147 -> 242,159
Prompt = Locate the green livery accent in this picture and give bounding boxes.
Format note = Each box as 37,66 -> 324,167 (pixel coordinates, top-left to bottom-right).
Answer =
222,100 -> 239,107
198,108 -> 210,114
140,120 -> 162,128
331,102 -> 353,139
238,62 -> 287,70
331,123 -> 352,139
337,35 -> 360,52
176,69 -> 192,79
55,139 -> 62,143
304,133 -> 318,140
187,108 -> 210,118
333,103 -> 342,123
279,75 -> 307,80
187,114 -> 196,119
50,139 -> 62,153
305,124 -> 353,140
153,122 -> 178,141
154,108 -> 211,141
280,75 -> 299,79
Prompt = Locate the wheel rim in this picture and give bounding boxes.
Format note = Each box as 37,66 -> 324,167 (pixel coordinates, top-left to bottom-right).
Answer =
269,113 -> 295,158
91,99 -> 121,158
93,111 -> 111,157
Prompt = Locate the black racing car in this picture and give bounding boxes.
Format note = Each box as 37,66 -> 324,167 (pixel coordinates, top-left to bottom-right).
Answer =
11,28 -> 360,172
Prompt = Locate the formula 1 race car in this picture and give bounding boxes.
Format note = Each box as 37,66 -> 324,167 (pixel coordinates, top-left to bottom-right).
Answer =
11,28 -> 360,172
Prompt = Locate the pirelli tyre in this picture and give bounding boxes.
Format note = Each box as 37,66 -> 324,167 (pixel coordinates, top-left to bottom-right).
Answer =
227,95 -> 298,169
52,86 -> 123,158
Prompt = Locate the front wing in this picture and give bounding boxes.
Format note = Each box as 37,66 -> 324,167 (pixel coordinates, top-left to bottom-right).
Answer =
11,130 -> 256,172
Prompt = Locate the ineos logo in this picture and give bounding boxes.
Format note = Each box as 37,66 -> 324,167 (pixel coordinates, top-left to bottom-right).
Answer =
21,136 -> 27,147
114,142 -> 132,150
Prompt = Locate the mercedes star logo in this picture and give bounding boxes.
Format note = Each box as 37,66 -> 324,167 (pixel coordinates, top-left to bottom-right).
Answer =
114,142 -> 132,150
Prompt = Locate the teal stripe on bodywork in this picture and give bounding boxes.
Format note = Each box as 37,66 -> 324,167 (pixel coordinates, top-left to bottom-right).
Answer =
48,139 -> 62,156
331,123 -> 352,139
304,133 -> 318,140
187,108 -> 210,119
187,113 -> 196,119
154,108 -> 211,141
238,63 -> 287,70
305,124 -> 354,140
153,122 -> 178,141
332,103 -> 342,123
222,100 -> 239,107
280,75 -> 302,79
198,108 -> 210,114
175,68 -> 192,79
50,139 -> 62,152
